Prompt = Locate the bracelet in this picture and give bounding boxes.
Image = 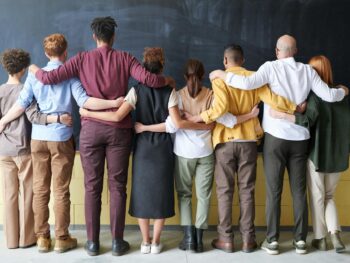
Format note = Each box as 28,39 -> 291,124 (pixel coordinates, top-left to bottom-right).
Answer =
57,115 -> 61,124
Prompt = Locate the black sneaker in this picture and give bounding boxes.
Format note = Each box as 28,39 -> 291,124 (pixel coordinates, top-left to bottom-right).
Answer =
261,239 -> 279,255
293,240 -> 307,254
112,239 -> 130,256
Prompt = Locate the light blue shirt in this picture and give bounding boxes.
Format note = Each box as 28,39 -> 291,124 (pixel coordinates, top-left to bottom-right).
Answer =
17,60 -> 89,142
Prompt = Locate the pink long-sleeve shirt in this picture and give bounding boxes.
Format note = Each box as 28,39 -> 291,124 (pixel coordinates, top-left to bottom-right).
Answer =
35,46 -> 166,128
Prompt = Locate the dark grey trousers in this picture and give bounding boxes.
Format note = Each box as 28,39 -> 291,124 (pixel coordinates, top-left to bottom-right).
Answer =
263,133 -> 309,242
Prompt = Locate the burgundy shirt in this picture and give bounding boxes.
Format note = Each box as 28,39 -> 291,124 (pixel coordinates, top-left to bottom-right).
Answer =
35,46 -> 166,128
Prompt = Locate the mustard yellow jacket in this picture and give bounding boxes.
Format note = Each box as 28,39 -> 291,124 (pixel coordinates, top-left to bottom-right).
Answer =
200,66 -> 296,148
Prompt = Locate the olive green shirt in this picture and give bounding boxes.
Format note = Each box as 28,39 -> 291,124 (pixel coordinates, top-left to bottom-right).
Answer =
295,91 -> 350,173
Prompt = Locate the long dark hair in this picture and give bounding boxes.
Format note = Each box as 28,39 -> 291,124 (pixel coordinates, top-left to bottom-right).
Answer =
184,59 -> 205,98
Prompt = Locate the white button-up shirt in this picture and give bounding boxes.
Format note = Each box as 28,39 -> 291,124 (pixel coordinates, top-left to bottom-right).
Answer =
225,57 -> 345,141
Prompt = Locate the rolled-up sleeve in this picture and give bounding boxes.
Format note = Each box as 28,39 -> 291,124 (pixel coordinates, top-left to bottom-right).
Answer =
71,78 -> 89,107
165,115 -> 178,133
17,74 -> 35,109
124,88 -> 137,109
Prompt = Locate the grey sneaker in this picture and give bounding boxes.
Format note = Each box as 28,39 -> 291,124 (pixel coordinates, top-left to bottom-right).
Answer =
311,238 -> 328,251
293,240 -> 307,254
261,239 -> 279,255
331,232 -> 345,253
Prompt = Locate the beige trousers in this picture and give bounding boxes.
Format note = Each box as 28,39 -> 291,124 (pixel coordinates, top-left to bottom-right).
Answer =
0,154 -> 36,248
307,160 -> 341,239
31,139 -> 75,240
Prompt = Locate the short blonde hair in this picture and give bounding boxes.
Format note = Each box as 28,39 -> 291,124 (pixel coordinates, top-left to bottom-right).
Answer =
43,33 -> 67,57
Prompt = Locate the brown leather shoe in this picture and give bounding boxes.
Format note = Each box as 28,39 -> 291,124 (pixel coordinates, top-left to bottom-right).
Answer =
242,241 -> 258,253
54,235 -> 78,253
211,238 -> 234,253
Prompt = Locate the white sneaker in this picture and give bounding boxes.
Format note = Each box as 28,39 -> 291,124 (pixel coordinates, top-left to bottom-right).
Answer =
151,243 -> 163,254
293,240 -> 307,254
140,242 -> 151,254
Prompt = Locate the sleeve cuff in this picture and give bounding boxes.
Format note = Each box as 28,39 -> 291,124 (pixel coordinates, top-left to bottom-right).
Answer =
17,98 -> 29,109
165,116 -> 178,133
38,114 -> 48,125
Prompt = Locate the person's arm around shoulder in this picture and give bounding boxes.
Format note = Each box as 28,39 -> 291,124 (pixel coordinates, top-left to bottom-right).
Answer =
71,78 -> 122,110
128,54 -> 175,89
30,53 -> 82,85
310,67 -> 348,102
79,87 -> 135,122
257,85 -> 296,113
209,62 -> 270,90
269,93 -> 320,130
199,78 -> 230,123
25,101 -> 73,126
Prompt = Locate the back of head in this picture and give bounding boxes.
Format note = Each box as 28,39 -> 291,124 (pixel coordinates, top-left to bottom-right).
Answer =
308,55 -> 333,86
142,47 -> 164,75
43,33 -> 67,57
184,59 -> 205,98
276,35 -> 297,58
91,16 -> 117,43
224,44 -> 244,66
1,48 -> 30,75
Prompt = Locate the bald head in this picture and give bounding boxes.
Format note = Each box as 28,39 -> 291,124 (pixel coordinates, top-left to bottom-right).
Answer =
276,35 -> 297,59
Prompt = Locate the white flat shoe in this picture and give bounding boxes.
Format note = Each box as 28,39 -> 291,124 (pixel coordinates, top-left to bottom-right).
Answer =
140,242 -> 151,254
151,243 -> 163,254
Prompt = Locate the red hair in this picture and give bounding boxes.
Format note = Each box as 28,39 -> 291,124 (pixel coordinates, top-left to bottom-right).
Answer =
308,55 -> 333,86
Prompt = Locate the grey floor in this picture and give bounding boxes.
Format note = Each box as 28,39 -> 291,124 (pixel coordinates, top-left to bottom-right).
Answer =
0,229 -> 350,263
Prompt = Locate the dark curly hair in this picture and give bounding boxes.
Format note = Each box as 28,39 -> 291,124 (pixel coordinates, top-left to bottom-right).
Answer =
91,16 -> 117,43
143,47 -> 164,74
1,49 -> 30,75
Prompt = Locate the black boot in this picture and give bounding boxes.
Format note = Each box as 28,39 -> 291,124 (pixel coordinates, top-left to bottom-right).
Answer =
179,226 -> 196,252
196,228 -> 204,252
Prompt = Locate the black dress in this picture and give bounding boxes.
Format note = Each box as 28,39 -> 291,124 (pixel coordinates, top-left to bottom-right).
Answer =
129,84 -> 175,219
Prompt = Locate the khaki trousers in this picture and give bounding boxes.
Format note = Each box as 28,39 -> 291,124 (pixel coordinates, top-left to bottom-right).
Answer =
0,154 -> 36,248
215,142 -> 257,243
174,154 -> 214,229
31,138 -> 75,240
307,160 -> 341,239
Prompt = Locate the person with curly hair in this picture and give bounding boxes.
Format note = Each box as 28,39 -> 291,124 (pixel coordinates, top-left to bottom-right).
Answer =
0,34 -> 124,253
0,48 -> 68,249
79,47 -> 212,254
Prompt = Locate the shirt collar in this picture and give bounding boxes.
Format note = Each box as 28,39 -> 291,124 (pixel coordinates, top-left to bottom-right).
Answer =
279,57 -> 296,63
226,66 -> 246,72
47,60 -> 63,67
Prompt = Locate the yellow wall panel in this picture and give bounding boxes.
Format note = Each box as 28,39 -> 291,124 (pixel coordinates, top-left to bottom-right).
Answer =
0,153 -> 350,228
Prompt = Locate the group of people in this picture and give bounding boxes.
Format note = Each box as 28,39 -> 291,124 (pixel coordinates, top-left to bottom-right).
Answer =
0,16 -> 349,257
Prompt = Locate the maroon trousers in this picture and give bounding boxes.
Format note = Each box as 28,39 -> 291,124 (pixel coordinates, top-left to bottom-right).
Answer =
79,121 -> 132,242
